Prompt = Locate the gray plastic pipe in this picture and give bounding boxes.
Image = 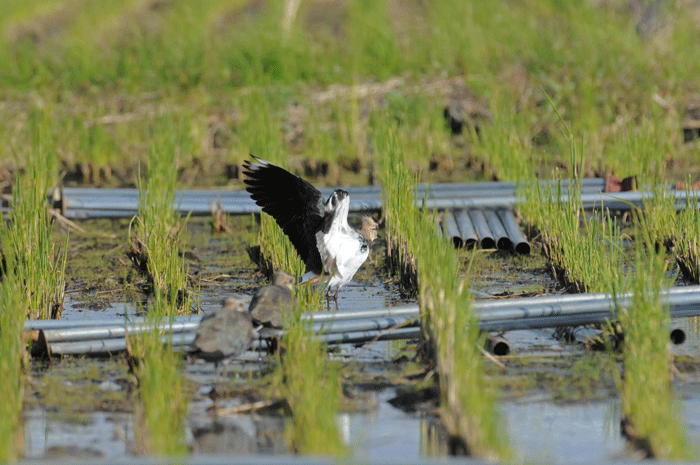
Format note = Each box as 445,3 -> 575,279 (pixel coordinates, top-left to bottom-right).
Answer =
497,208 -> 531,254
468,209 -> 496,249
454,209 -> 478,248
442,210 -> 464,248
483,209 -> 512,250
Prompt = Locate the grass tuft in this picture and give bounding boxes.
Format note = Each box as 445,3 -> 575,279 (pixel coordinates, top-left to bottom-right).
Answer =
4,110 -> 67,319
0,247 -> 28,462
376,121 -> 420,297
130,116 -> 191,314
616,221 -> 694,459
129,290 -> 189,456
278,283 -> 345,455
675,187 -> 700,283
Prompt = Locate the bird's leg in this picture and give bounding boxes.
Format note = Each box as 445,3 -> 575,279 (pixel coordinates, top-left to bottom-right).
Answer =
212,361 -> 220,414
332,289 -> 339,311
222,359 -> 228,393
325,288 -> 333,311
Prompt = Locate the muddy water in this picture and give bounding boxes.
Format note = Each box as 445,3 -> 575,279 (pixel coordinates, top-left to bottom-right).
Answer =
504,399 -> 624,462
24,224 -> 700,462
24,410 -> 134,459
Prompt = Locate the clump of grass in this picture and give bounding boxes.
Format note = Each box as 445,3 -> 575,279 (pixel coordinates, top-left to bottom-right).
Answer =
255,213 -> 305,279
277,283 -> 345,455
522,178 -> 626,294
375,122 -> 420,297
236,91 -> 304,277
674,188 -> 700,283
376,121 -> 506,458
5,111 -> 67,319
129,291 -> 189,456
0,251 -> 27,462
127,117 -> 191,455
471,91 -> 534,181
520,122 -> 625,295
415,211 -> 507,459
129,116 -> 191,314
616,225 -> 694,459
640,184 -> 677,252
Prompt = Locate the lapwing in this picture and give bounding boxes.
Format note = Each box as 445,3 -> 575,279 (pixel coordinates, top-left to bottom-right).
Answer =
248,270 -> 295,353
243,156 -> 378,309
192,297 -> 253,390
249,270 -> 295,333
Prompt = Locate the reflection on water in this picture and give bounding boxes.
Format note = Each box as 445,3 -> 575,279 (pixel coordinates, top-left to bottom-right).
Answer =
60,297 -> 142,321
190,414 -> 288,455
338,389 -> 428,461
24,410 -> 134,459
23,393 -> 700,460
503,400 -> 625,462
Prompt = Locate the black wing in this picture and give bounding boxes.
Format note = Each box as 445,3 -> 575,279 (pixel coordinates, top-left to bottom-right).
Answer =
243,156 -> 325,273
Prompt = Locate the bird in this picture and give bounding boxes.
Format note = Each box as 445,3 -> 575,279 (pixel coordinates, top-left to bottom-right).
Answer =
249,270 -> 296,332
248,270 -> 295,353
243,156 -> 378,308
191,297 -> 253,388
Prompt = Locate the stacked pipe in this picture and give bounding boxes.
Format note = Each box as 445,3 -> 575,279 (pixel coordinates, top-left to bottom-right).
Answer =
24,285 -> 700,357
438,208 -> 530,254
26,313 -> 420,357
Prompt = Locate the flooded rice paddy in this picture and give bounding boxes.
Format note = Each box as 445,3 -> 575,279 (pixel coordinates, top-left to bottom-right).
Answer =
21,217 -> 700,463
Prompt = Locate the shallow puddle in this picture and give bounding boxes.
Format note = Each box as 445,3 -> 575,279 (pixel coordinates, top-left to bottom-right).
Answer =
503,399 -> 625,462
339,389 -> 430,460
24,410 -> 134,460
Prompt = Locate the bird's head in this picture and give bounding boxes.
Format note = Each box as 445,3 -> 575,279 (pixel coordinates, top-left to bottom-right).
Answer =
221,297 -> 247,313
327,189 -> 349,211
272,270 -> 296,291
360,216 -> 379,243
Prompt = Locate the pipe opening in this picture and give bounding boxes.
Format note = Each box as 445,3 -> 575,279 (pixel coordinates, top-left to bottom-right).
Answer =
670,328 -> 686,345
480,238 -> 496,249
515,242 -> 531,255
464,238 -> 478,249
487,336 -> 510,356
496,238 -> 513,250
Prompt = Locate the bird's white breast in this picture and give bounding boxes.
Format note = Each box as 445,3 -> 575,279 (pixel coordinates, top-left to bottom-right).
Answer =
321,224 -> 369,289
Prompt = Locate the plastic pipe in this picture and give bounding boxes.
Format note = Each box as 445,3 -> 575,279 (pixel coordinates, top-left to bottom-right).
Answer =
468,209 -> 496,249
483,209 -> 512,250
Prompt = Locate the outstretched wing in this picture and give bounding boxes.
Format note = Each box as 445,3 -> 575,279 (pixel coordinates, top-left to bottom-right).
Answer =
243,156 -> 325,273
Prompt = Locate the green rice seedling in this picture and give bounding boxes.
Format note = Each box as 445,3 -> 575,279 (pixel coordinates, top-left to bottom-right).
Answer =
130,116 -> 191,315
640,184 -> 677,251
5,111 -> 67,319
256,213 -> 306,278
520,110 -> 625,295
616,224 -> 694,459
522,176 -> 627,295
0,249 -> 27,463
278,283 -> 345,455
129,290 -> 189,457
375,121 -> 421,296
416,206 -> 507,459
375,120 -> 506,458
471,92 -> 535,181
236,95 -> 307,276
675,188 -> 700,283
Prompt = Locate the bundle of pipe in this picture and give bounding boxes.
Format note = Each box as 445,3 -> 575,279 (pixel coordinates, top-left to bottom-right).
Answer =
27,314 -> 419,357
438,208 -> 530,254
51,178 -> 613,219
24,285 -> 700,357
